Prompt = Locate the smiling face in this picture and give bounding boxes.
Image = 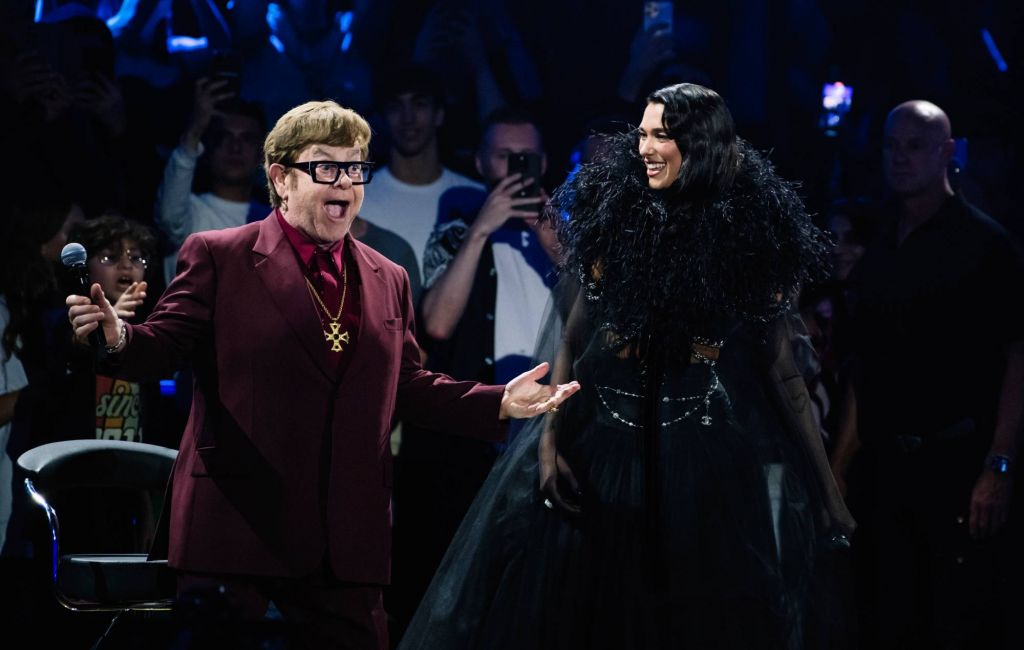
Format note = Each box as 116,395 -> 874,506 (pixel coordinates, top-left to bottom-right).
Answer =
88,238 -> 146,303
638,102 -> 683,190
270,143 -> 365,244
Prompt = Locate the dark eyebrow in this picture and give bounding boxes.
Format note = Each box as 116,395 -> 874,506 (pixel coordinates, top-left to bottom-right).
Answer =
638,126 -> 669,136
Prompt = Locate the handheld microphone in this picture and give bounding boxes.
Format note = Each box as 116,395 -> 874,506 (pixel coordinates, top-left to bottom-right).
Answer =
61,242 -> 108,350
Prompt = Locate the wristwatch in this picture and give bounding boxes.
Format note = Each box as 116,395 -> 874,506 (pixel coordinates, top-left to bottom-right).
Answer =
986,454 -> 1013,475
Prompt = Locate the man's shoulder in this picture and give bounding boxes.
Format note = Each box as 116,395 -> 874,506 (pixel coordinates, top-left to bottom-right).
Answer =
361,221 -> 416,256
439,167 -> 485,191
956,198 -> 1015,241
184,220 -> 263,254
351,236 -> 408,278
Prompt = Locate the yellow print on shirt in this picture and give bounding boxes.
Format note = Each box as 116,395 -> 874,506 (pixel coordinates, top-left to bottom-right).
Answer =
94,375 -> 142,442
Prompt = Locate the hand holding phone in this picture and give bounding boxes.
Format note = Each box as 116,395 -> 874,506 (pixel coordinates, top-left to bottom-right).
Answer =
208,51 -> 242,103
470,156 -> 545,239
507,152 -> 543,199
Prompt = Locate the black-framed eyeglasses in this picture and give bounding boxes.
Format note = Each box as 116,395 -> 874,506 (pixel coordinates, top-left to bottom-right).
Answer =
96,250 -> 148,268
282,160 -> 375,185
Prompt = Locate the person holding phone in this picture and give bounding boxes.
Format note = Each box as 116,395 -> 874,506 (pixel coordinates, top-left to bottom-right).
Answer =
400,84 -> 854,649
155,78 -> 268,285
390,107 -> 557,636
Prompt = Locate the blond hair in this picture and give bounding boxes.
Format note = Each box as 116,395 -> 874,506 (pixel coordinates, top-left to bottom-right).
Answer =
263,101 -> 372,208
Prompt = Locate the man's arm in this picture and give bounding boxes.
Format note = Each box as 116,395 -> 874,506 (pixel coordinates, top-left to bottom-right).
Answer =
67,233 -> 217,381
970,340 -> 1024,538
156,77 -> 235,248
420,222 -> 489,341
155,145 -> 202,250
398,267 -> 578,436
0,390 -> 20,428
421,174 -> 542,340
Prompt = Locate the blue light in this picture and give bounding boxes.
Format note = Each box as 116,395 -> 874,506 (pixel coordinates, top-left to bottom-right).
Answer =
267,2 -> 283,31
339,10 -> 354,32
980,28 -> 1008,73
168,36 -> 210,52
159,379 -> 176,396
341,32 -> 353,53
269,34 -> 286,54
106,0 -> 140,36
227,0 -> 234,9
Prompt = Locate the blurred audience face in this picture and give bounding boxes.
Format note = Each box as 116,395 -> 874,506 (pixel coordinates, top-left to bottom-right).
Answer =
88,238 -> 146,303
638,102 -> 683,190
828,213 -> 865,282
208,114 -> 264,186
882,105 -> 953,197
476,122 -> 546,185
384,92 -> 443,158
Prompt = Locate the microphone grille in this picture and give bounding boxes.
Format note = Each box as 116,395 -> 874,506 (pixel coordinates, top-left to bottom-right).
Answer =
61,242 -> 88,267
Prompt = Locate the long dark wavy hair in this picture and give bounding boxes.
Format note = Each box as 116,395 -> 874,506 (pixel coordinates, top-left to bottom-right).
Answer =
647,83 -> 740,201
0,199 -> 69,358
552,83 -> 831,355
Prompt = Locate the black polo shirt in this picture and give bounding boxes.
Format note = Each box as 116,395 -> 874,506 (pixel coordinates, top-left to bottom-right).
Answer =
848,194 -> 1024,444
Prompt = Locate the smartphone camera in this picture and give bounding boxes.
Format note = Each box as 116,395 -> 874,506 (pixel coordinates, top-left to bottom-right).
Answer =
508,152 -> 543,199
209,51 -> 242,104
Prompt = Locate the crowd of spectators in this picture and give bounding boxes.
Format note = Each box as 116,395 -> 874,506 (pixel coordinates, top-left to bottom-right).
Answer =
0,1 -> 1020,647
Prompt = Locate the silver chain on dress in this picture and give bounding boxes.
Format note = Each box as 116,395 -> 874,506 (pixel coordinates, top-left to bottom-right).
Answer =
596,338 -> 724,429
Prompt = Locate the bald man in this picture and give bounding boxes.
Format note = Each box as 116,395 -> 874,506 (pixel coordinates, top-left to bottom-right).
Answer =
831,101 -> 1024,649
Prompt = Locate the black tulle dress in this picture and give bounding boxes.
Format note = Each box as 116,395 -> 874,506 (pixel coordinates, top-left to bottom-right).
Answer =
399,136 -> 850,649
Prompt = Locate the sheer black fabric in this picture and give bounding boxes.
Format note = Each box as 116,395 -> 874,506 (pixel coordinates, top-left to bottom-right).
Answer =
400,133 -> 849,649
400,290 -> 840,649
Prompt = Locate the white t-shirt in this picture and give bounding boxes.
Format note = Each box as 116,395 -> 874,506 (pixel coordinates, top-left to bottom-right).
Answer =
1,296 -> 29,551
491,233 -> 553,381
156,144 -> 255,283
424,219 -> 554,383
359,167 -> 483,275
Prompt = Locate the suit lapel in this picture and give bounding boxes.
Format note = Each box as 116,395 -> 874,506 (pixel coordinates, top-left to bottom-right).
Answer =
252,216 -> 336,382
339,238 -> 386,386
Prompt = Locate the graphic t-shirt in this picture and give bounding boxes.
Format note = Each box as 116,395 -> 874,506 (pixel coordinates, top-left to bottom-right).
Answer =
95,375 -> 143,442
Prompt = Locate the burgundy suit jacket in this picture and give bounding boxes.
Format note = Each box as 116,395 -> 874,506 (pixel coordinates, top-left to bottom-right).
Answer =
118,215 -> 504,583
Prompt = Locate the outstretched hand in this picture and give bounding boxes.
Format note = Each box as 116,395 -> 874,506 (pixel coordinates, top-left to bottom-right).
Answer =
499,362 -> 581,420
113,281 -> 147,319
66,283 -> 121,348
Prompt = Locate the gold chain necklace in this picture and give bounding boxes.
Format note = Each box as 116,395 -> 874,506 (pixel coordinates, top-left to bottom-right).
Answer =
305,263 -> 350,353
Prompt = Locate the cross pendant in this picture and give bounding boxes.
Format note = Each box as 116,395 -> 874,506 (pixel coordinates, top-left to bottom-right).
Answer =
324,322 -> 350,353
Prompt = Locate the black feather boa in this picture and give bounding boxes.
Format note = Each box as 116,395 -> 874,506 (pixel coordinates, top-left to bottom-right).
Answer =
552,132 -> 830,351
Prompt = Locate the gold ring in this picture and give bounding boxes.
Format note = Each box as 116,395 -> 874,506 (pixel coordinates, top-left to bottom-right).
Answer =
548,406 -> 559,414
